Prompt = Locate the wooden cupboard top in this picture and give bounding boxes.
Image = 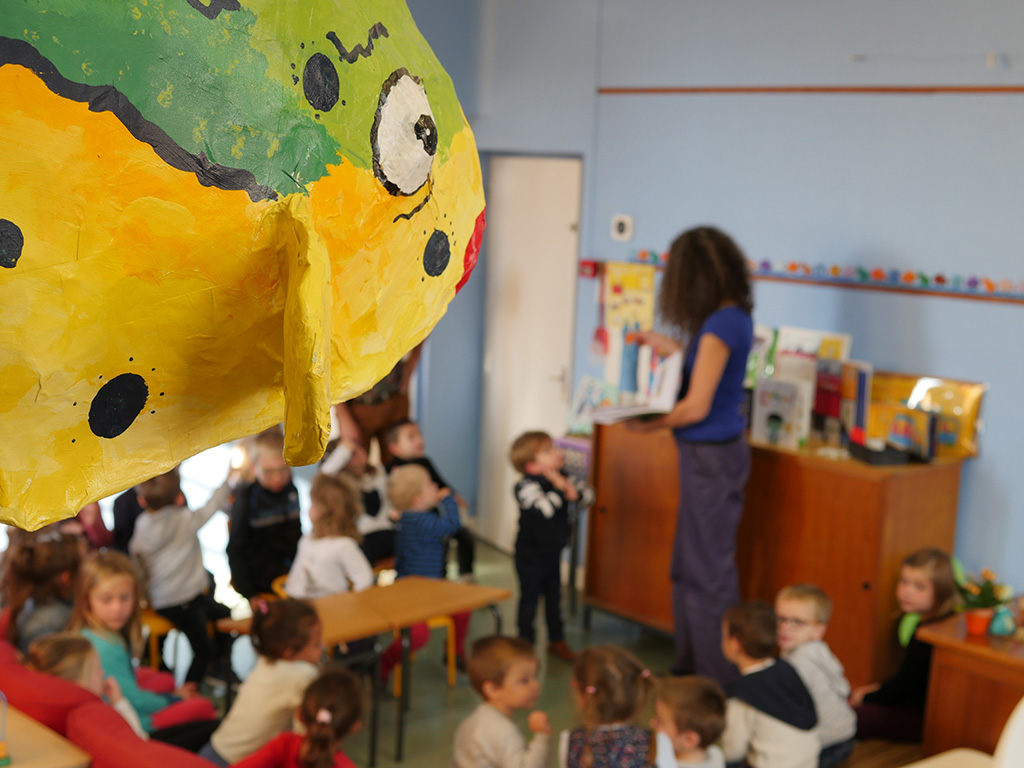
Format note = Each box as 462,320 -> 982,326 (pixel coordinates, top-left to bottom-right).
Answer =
918,613 -> 1024,670
749,440 -> 963,480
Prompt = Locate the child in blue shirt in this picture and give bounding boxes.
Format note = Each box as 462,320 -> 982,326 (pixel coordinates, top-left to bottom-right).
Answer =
379,464 -> 469,680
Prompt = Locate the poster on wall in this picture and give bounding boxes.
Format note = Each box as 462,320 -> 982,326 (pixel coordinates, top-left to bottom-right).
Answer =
600,262 -> 656,394
0,0 -> 486,529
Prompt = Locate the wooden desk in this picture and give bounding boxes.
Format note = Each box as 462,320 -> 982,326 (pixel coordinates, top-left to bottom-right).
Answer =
6,705 -> 90,768
920,614 -> 1024,755
584,423 -> 962,687
225,579 -> 511,763
366,577 -> 511,761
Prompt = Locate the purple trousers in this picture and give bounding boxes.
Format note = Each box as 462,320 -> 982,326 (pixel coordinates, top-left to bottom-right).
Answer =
671,435 -> 750,684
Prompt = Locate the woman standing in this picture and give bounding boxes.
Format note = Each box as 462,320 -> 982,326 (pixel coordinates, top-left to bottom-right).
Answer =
630,226 -> 754,683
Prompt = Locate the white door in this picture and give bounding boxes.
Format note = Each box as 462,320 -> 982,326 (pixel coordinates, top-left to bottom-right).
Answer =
475,156 -> 582,552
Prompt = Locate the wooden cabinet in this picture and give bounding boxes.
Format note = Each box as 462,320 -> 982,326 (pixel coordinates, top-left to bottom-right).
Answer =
583,422 -> 962,687
918,615 -> 1024,755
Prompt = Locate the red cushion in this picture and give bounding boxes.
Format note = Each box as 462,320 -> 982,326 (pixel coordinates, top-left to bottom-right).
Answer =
0,637 -> 18,666
66,702 -> 214,768
0,641 -> 98,734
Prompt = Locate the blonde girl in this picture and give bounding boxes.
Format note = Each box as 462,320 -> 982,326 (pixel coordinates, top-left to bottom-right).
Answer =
285,473 -> 374,598
560,645 -> 666,768
70,550 -> 219,749
2,528 -> 81,653
234,666 -> 364,768
27,633 -> 148,739
850,547 -> 957,741
200,599 -> 324,766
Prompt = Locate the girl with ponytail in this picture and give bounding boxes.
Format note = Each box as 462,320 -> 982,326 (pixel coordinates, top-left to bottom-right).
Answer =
234,667 -> 363,768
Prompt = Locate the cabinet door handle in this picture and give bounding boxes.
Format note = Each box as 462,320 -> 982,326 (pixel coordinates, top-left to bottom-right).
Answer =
862,582 -> 871,591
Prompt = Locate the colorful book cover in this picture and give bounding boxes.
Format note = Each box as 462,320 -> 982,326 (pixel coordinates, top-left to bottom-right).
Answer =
871,371 -> 986,458
750,379 -> 803,450
814,358 -> 844,420
774,351 -> 816,446
866,403 -> 937,459
840,360 -> 873,445
776,326 -> 852,361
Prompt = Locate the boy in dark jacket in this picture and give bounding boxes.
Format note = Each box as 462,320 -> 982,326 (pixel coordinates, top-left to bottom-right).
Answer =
509,431 -> 592,661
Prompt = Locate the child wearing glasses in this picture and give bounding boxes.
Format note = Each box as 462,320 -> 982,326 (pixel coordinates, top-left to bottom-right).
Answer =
775,585 -> 856,768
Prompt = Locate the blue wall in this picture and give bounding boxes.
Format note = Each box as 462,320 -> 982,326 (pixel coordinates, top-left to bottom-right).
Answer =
410,0 -> 1024,585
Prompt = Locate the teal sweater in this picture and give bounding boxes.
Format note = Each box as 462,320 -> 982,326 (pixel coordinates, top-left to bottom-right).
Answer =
81,627 -> 169,732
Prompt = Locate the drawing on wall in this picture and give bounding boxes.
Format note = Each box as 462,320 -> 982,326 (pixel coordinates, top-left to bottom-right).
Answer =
0,0 -> 486,529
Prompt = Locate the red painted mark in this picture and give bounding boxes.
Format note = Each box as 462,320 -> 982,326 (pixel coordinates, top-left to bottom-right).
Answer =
456,208 -> 486,293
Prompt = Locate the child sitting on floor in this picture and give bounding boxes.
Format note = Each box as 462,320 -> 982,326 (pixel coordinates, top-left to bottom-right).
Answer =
561,644 -> 664,768
775,584 -> 856,767
379,464 -> 469,680
720,601 -> 818,768
386,418 -> 476,581
200,599 -> 324,766
129,465 -> 234,685
2,528 -> 81,653
850,548 -> 956,742
285,473 -> 374,598
27,632 -> 148,739
653,676 -> 727,768
453,635 -> 552,768
233,667 -> 363,768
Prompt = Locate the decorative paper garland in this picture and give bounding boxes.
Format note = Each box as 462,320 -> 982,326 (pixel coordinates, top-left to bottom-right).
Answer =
626,250 -> 1024,305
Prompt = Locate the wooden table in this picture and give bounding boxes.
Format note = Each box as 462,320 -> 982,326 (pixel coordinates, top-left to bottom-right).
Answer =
360,577 -> 511,761
6,705 -> 90,768
919,614 -> 1024,755
222,578 -> 511,763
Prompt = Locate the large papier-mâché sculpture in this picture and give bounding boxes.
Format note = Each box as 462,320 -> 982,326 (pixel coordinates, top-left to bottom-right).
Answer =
0,0 -> 486,529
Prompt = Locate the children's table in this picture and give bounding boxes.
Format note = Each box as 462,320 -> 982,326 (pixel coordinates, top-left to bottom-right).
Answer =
6,705 -> 91,768
356,577 -> 511,761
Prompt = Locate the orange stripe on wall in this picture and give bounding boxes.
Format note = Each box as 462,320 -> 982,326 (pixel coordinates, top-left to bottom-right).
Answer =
599,85 -> 1024,95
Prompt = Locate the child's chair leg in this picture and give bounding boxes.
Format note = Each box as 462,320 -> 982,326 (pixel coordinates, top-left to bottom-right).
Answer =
444,620 -> 456,687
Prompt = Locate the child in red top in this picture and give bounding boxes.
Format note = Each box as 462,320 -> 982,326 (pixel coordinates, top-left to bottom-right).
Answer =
234,667 -> 363,768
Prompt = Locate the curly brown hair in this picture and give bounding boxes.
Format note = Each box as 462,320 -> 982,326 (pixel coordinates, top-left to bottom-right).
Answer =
659,226 -> 753,338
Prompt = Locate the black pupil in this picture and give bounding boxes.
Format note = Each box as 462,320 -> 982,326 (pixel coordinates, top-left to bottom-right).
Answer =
303,52 -> 340,113
414,115 -> 437,156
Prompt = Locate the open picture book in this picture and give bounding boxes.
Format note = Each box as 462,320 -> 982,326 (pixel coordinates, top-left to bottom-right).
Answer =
591,351 -> 684,424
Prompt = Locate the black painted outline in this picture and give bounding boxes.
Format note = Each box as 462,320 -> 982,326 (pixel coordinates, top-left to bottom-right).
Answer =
326,23 -> 389,65
371,68 -> 435,197
393,185 -> 432,224
0,37 -> 277,202
185,0 -> 242,20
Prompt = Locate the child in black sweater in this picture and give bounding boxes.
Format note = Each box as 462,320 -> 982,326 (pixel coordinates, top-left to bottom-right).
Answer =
850,548 -> 957,741
509,431 -> 592,662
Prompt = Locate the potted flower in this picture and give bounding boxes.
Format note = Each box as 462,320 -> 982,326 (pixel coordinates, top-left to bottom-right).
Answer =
957,568 -> 1014,635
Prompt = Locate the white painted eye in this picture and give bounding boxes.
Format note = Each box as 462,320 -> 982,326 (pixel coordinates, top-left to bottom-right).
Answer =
371,69 -> 436,196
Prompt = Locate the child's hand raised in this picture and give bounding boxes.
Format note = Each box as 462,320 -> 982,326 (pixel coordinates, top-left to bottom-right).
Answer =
527,710 -> 551,735
543,469 -> 578,501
